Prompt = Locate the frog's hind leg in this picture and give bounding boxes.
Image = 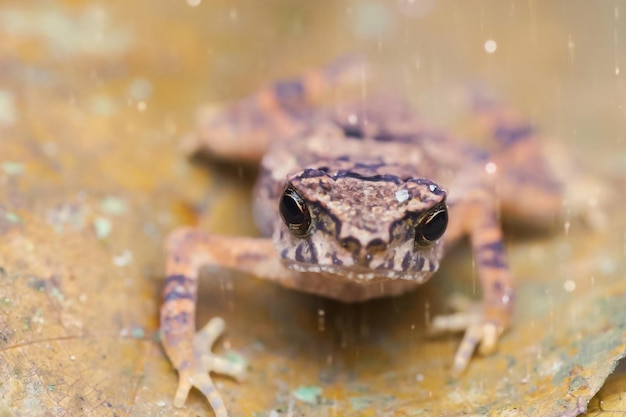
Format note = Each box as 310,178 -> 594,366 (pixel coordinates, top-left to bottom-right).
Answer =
470,92 -> 563,225
161,227 -> 288,414
185,55 -> 369,164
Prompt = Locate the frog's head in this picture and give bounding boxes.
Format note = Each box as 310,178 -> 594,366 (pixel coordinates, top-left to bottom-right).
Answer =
274,167 -> 448,283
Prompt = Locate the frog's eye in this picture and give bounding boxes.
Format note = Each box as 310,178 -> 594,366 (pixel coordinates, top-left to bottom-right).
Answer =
415,204 -> 448,247
279,185 -> 312,238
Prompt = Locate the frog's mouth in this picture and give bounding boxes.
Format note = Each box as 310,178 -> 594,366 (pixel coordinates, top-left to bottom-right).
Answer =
281,258 -> 437,283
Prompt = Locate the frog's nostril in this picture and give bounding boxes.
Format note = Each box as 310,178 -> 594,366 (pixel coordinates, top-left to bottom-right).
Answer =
366,238 -> 388,254
340,237 -> 361,253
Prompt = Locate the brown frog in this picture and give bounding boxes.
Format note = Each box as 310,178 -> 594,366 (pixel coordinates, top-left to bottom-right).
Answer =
160,56 -> 562,417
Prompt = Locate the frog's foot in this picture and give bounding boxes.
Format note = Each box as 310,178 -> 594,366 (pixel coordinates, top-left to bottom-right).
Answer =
172,317 -> 246,416
430,296 -> 509,374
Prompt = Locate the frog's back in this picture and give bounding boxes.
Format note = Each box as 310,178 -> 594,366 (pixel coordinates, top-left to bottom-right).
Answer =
189,55 -> 561,236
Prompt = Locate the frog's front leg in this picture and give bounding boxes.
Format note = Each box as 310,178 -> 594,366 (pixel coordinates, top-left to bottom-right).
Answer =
433,189 -> 514,373
161,228 -> 289,415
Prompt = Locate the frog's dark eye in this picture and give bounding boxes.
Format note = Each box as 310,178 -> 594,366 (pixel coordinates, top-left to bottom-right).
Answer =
415,204 -> 448,247
279,185 -> 312,238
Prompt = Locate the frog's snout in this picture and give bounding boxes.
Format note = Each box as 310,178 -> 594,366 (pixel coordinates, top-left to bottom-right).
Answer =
339,237 -> 389,266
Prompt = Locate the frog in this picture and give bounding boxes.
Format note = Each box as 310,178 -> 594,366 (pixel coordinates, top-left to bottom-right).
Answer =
160,55 -> 562,417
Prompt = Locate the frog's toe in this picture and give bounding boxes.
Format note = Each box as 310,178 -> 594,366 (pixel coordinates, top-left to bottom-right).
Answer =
195,316 -> 226,349
195,317 -> 247,381
431,309 -> 481,333
200,351 -> 247,382
172,372 -> 193,407
477,322 -> 499,355
171,317 -> 246,415
451,321 -> 501,373
431,305 -> 507,373
173,368 -> 228,416
451,322 -> 483,373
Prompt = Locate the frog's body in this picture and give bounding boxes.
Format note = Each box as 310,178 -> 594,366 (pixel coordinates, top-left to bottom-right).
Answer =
160,57 -> 562,416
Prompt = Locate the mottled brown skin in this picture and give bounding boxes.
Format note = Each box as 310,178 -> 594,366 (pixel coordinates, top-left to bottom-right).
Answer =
160,57 -> 562,416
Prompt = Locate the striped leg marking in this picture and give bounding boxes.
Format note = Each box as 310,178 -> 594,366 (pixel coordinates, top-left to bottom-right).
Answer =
161,228 -> 251,416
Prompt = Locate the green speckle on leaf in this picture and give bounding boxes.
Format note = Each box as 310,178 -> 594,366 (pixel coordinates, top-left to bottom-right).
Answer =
5,212 -> 21,223
90,95 -> 117,116
225,351 -> 247,366
50,287 -> 64,302
556,398 -> 569,408
349,396 -> 374,411
292,385 -> 323,404
131,326 -> 145,339
2,161 -> 24,176
100,196 -> 127,215
93,216 -> 112,239
569,375 -> 588,391
506,355 -> 516,368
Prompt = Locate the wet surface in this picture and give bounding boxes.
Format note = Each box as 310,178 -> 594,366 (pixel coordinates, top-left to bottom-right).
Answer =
0,1 -> 624,416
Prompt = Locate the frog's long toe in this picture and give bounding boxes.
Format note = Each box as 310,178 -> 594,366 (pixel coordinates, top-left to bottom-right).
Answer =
173,368 -> 224,413
431,306 -> 505,373
195,318 -> 247,381
171,317 -> 246,416
451,321 -> 500,373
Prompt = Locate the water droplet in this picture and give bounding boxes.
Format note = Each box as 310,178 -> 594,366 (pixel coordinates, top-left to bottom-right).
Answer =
395,189 -> 410,203
113,249 -> 133,266
485,161 -> 497,174
484,39 -> 497,54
